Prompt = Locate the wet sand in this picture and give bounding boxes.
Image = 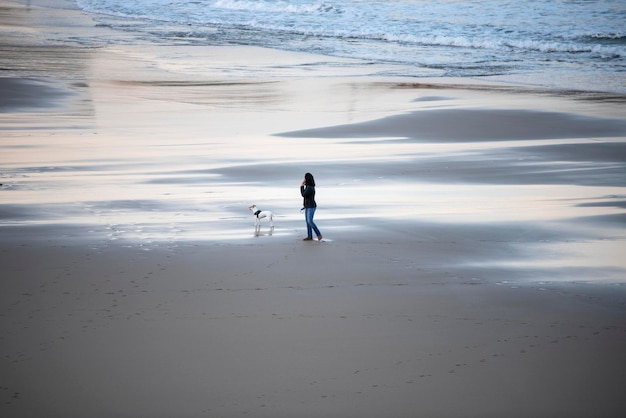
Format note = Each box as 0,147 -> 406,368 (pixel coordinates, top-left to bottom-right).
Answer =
1,0 -> 626,417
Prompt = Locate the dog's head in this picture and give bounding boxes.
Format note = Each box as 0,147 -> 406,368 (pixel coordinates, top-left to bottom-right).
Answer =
248,205 -> 257,212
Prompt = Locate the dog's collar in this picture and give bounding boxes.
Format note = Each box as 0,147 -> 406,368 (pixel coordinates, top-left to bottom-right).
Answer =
254,210 -> 261,217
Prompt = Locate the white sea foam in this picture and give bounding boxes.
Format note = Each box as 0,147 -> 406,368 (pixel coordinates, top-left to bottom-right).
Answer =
213,0 -> 341,14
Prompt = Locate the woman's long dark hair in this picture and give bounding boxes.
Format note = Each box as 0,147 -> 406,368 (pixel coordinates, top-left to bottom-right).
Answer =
304,172 -> 315,187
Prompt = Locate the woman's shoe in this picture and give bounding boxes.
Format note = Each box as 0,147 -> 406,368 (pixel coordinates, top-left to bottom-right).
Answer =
317,235 -> 323,241
303,237 -> 313,241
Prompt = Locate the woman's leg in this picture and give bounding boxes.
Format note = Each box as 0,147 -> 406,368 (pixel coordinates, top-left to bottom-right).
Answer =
305,208 -> 314,238
306,207 -> 321,238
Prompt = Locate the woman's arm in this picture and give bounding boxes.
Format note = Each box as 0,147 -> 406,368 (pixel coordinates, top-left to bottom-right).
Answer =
301,185 -> 313,197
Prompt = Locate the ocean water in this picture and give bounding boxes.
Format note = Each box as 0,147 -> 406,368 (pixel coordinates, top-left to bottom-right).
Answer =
73,0 -> 626,93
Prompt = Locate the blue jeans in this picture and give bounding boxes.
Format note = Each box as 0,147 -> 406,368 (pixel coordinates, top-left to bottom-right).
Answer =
305,207 -> 321,238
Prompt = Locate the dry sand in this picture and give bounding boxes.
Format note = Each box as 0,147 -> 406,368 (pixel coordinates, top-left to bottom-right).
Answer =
1,1 -> 626,417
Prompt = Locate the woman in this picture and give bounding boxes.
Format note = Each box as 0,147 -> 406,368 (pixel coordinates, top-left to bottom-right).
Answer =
300,172 -> 322,241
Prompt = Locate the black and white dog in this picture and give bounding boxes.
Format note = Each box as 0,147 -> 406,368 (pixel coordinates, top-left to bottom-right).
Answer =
248,205 -> 274,228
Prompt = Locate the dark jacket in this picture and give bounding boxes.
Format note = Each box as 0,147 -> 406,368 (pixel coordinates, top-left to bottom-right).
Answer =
301,185 -> 317,208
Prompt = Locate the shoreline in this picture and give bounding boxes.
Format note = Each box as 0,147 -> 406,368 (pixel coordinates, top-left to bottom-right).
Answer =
5,0 -> 626,96
1,0 -> 626,416
1,0 -> 625,284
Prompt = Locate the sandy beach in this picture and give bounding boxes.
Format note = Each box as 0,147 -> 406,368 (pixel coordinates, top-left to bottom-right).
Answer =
2,1 -> 626,417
